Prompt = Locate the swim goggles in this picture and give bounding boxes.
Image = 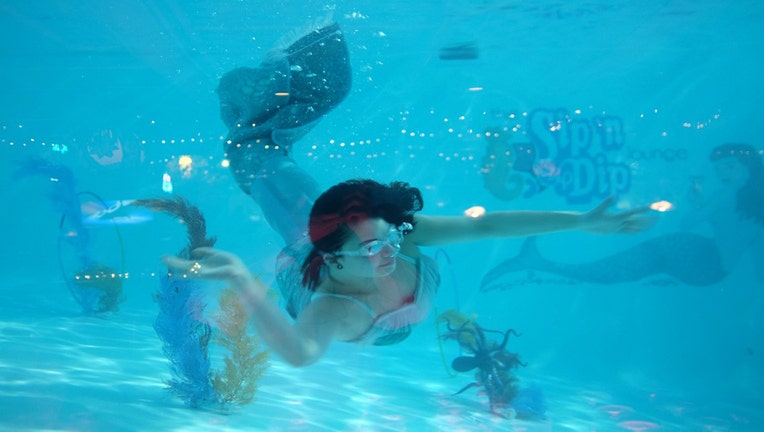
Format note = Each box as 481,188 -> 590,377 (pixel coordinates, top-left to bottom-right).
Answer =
335,223 -> 412,257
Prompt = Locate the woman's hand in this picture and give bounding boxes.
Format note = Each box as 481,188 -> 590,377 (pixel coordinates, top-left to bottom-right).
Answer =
165,247 -> 325,366
580,196 -> 656,234
163,247 -> 253,286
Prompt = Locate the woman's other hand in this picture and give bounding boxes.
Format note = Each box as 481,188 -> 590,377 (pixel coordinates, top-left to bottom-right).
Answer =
581,196 -> 657,234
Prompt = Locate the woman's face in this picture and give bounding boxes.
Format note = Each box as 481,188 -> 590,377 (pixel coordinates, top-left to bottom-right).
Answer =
334,218 -> 402,278
713,156 -> 749,189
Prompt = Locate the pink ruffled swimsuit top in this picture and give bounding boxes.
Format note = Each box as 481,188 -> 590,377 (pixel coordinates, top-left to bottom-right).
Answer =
311,253 -> 440,346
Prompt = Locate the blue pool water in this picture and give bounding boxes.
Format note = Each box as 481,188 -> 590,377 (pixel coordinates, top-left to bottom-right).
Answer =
1,1 -> 763,430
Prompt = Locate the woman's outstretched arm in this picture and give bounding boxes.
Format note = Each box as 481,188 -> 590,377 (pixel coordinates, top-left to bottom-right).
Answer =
409,196 -> 655,246
163,247 -> 339,367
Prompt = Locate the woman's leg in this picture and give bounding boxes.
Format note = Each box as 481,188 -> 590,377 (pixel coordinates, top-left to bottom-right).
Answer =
217,22 -> 351,244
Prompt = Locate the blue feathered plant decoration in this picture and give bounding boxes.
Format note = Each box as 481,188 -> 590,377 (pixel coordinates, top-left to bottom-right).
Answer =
133,196 -> 268,410
154,273 -> 216,407
15,157 -> 124,314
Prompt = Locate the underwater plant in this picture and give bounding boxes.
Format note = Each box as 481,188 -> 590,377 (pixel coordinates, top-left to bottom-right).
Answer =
15,157 -> 125,314
133,196 -> 269,409
212,287 -> 269,406
437,309 -> 545,418
153,271 -> 215,407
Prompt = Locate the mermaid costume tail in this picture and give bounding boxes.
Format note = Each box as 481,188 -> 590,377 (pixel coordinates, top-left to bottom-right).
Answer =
481,233 -> 728,291
217,22 -> 351,245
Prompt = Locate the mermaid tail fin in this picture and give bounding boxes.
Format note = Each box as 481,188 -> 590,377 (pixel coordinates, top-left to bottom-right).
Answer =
218,22 -> 350,244
480,237 -> 544,291
517,236 -> 542,264
218,21 -> 351,178
482,232 -> 727,288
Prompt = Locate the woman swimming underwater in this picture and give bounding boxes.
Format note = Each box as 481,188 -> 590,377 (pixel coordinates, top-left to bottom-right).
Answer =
164,20 -> 654,366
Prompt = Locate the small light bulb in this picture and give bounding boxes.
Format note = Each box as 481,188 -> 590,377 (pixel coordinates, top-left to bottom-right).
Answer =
650,200 -> 673,212
464,206 -> 486,218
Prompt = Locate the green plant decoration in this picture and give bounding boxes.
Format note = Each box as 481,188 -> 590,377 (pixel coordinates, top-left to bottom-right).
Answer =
212,287 -> 270,407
